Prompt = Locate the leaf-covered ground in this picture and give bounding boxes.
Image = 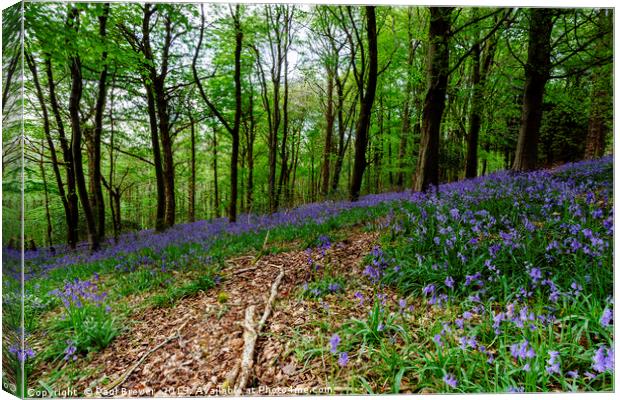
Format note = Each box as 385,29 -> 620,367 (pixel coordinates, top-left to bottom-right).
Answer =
54,231 -> 379,396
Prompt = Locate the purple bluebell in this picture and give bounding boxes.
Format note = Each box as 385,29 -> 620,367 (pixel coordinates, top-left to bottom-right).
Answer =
600,308 -> 613,327
443,373 -> 458,388
338,352 -> 349,367
592,346 -> 614,373
329,334 -> 340,354
445,276 -> 454,289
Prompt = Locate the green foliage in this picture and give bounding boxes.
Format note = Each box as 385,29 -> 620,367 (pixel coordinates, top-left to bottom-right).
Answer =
151,273 -> 217,308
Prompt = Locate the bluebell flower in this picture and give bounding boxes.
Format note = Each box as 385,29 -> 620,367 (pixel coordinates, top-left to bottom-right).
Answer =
338,352 -> 349,367
601,308 -> 613,327
443,373 -> 457,388
546,351 -> 561,374
592,346 -> 614,373
445,276 -> 454,289
329,334 -> 340,354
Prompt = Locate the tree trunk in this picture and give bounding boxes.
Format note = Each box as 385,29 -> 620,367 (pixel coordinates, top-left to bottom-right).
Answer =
188,114 -> 196,222
39,139 -> 53,247
212,126 -> 220,218
465,31 -> 497,179
229,6 -> 243,223
244,81 -> 256,213
465,43 -> 482,179
26,52 -> 66,248
350,6 -> 378,201
141,5 -> 166,231
413,7 -> 453,192
321,67 -> 335,197
68,8 -> 99,252
106,80 -> 121,243
584,9 -> 612,160
90,3 -> 110,240
397,10 -> 418,189
193,4 -> 243,221
44,56 -> 79,248
512,9 -> 554,172
154,78 -> 175,228
330,71 -> 350,194
276,13 -> 291,208
145,84 -> 166,231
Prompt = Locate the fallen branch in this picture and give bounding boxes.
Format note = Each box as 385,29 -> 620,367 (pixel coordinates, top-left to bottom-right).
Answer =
234,306 -> 257,395
232,266 -> 285,395
103,319 -> 190,392
225,265 -> 259,276
258,266 -> 285,330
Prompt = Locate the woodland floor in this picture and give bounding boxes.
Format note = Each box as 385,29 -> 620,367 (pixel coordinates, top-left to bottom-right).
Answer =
62,230 -> 385,396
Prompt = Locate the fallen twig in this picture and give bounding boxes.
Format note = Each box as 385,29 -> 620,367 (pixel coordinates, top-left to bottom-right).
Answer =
228,265 -> 259,275
257,266 -> 285,330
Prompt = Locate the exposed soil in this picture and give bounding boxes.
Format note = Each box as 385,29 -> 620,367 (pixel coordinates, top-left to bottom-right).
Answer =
65,230 -> 379,397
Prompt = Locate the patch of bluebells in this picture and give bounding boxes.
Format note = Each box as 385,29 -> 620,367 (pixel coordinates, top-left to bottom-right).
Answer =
48,274 -> 117,353
367,158 -> 614,392
50,276 -> 108,311
363,246 -> 391,284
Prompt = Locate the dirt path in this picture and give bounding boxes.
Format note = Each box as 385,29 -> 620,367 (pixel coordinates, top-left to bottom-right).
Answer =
72,231 -> 378,397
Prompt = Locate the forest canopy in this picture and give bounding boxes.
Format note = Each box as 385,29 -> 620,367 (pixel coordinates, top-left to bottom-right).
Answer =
5,2 -> 613,251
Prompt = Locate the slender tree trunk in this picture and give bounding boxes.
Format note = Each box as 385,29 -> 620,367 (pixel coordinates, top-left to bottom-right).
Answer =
264,6 -> 286,212
39,139 -> 53,247
465,32 -> 497,178
465,43 -> 482,179
413,7 -> 453,192
154,78 -> 175,228
193,4 -> 243,221
387,131 -> 393,188
350,6 -> 378,201
397,10 -> 418,189
44,56 -> 79,248
26,52 -> 67,248
276,17 -> 291,208
321,67 -> 335,197
144,85 -> 166,231
68,9 -> 99,252
229,6 -> 243,222
188,114 -> 196,222
212,126 -> 220,218
107,80 -> 121,243
584,9 -> 612,160
244,82 -> 256,213
330,74 -> 347,193
140,5 -> 166,231
90,3 -> 110,240
512,9 -> 554,172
